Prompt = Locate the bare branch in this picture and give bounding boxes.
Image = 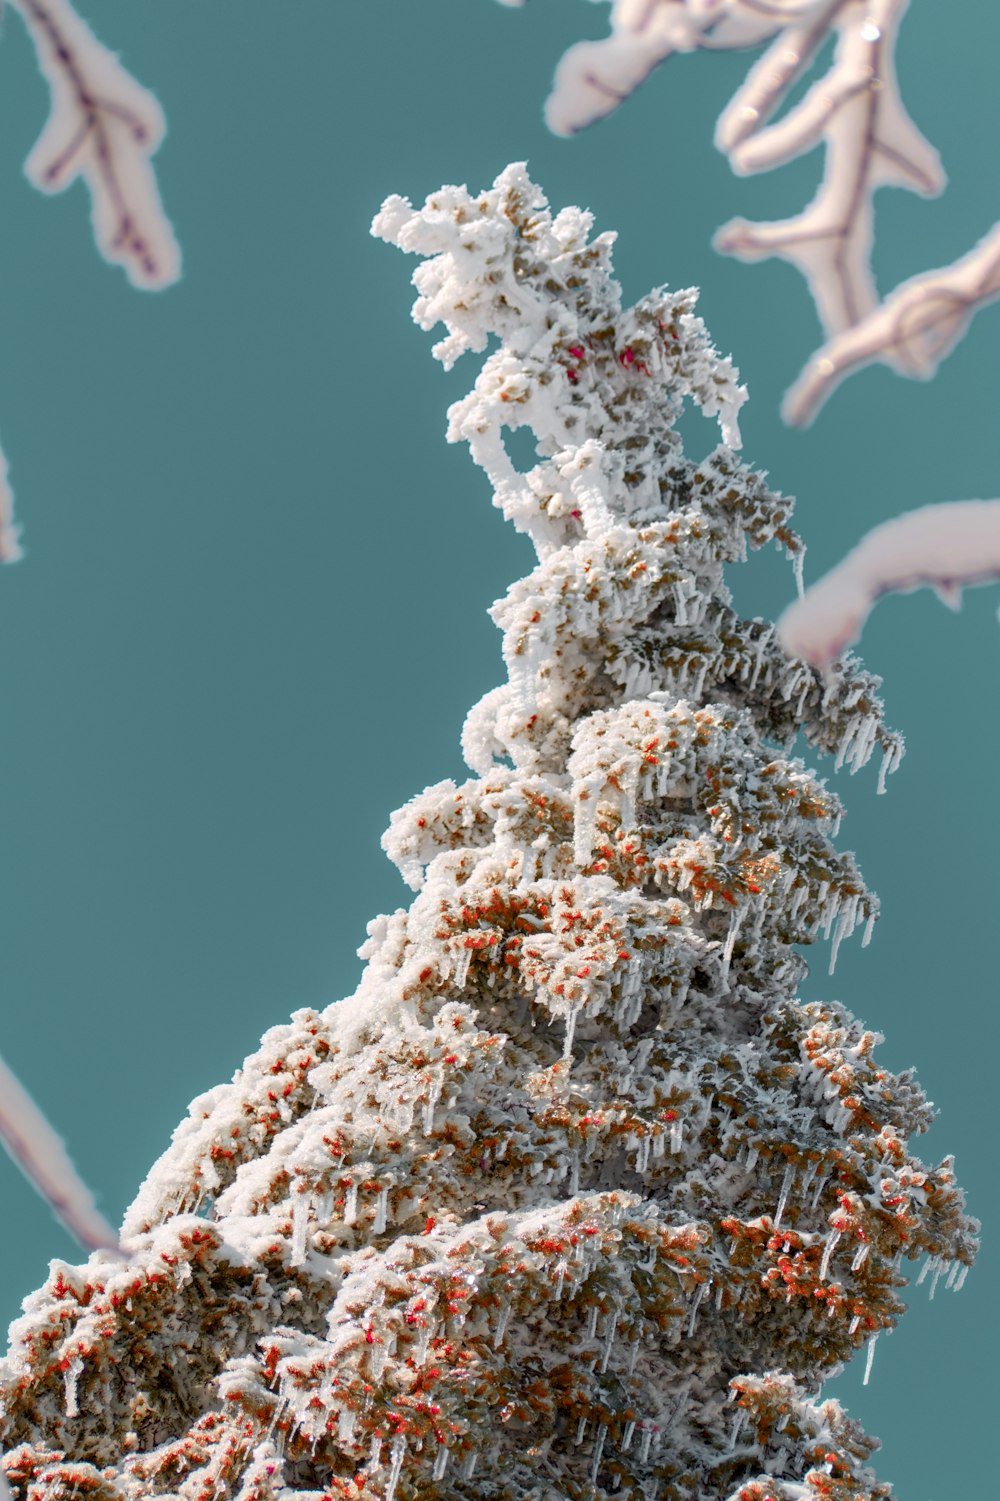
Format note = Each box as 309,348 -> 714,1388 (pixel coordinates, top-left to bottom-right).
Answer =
778,499 -> 1000,668
11,0 -> 180,290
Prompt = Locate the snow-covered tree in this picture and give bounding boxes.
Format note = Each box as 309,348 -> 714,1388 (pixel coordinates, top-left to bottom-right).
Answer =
0,167 -> 975,1501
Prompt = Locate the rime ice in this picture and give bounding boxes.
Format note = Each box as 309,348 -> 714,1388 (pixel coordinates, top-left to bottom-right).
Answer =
0,168 -> 976,1501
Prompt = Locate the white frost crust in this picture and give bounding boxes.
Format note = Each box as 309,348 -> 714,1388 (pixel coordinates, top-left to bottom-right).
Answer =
778,500 -> 1000,668
0,1050 -> 122,1253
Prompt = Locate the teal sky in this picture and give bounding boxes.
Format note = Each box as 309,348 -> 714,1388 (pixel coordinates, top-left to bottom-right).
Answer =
0,2 -> 995,1493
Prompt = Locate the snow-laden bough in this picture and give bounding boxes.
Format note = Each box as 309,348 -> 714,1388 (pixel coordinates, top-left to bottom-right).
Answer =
778,499 -> 1000,669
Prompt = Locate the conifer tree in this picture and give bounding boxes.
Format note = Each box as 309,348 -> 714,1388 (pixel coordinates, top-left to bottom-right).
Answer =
0,167 -> 976,1501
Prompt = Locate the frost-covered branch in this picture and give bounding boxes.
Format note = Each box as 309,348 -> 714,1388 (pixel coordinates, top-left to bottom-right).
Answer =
784,220 -> 1000,424
778,499 -> 1000,667
0,0 -> 175,1257
0,1053 -> 121,1254
500,1 -> 1000,420
0,0 -> 179,562
12,0 -> 180,291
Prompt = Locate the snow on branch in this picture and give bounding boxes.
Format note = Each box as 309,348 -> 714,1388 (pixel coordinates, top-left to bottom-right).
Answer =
0,1051 -> 122,1254
0,0 -> 174,1258
784,219 -> 1000,424
778,499 -> 1000,668
12,0 -> 180,291
499,0 -> 1000,420
0,0 -> 179,562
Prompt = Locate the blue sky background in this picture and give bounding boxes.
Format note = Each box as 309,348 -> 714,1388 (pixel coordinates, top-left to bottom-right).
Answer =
0,2 -> 995,1493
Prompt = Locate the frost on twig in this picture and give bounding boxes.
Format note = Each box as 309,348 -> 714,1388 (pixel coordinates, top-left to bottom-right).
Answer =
784,219 -> 1000,424
0,0 -> 179,560
12,0 -> 180,291
778,499 -> 1000,667
0,1052 -> 122,1254
0,0 -> 175,1256
500,1 -> 1000,419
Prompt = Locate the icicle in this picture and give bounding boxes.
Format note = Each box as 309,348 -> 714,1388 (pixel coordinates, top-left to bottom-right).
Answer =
627,1337 -> 641,1376
453,945 -> 473,991
569,1150 -> 580,1195
432,1445 -> 449,1481
291,1193 -> 310,1264
563,1004 -> 581,1064
773,1163 -> 795,1229
929,1261 -> 945,1300
850,1242 -> 870,1272
638,1426 -> 653,1465
669,1117 -> 684,1155
344,1182 -> 358,1226
954,1263 -> 970,1291
622,1419 -> 636,1452
810,1171 -> 828,1208
369,1435 -> 383,1472
792,545 -> 805,598
686,1282 -> 705,1338
722,906 -> 744,969
494,1301 -> 511,1349
749,627 -> 772,690
915,1254 -> 934,1286
636,1133 -> 650,1173
575,1417 -> 588,1446
715,1281 -> 724,1310
337,1407 -> 356,1444
877,739 -> 903,795
586,1305 -> 599,1340
373,1186 -> 389,1235
415,1319 -> 433,1364
590,1425 -> 607,1482
847,717 -> 869,774
600,1311 -> 618,1372
945,1260 -> 960,1290
63,1355 -> 83,1418
863,1333 -> 878,1385
728,1409 -> 745,1448
385,1437 -> 406,1501
423,1070 -> 443,1134
818,1229 -> 841,1282
848,1314 -> 861,1335
461,1447 -> 478,1480
861,910 -> 876,948
744,1144 -> 759,1173
828,899 -> 855,976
